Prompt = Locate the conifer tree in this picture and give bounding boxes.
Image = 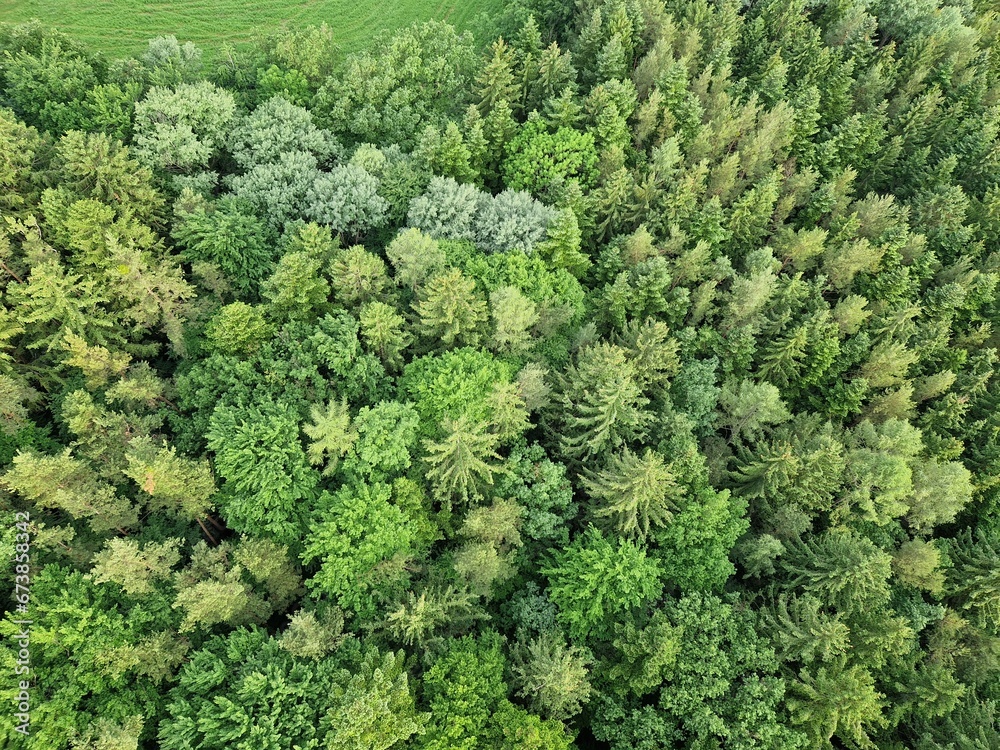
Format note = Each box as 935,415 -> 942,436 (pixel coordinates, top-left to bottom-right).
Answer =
550,342 -> 652,461
423,415 -> 503,505
583,447 -> 683,540
414,268 -> 488,348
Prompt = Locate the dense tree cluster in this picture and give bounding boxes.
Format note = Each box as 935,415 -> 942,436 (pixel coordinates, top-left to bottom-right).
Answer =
2,1 -> 1000,746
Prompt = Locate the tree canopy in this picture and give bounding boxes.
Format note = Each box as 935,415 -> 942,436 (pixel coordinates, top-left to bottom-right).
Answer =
2,2 -> 1000,746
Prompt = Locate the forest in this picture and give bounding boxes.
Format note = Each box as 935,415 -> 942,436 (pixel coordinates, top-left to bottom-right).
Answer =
0,0 -> 999,747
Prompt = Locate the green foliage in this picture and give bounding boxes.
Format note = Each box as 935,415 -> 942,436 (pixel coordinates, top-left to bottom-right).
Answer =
385,228 -> 447,289
206,401 -> 319,544
171,537 -> 301,632
133,81 -> 236,174
511,629 -> 592,720
313,21 -> 478,148
654,593 -> 803,749
172,194 -> 276,299
542,525 -> 662,640
606,610 -> 682,698
305,164 -> 389,238
346,400 -> 420,480
400,347 -> 513,433
1,35 -> 99,133
503,118 -> 599,196
159,628 -> 422,750
423,415 -> 502,506
3,448 -> 137,532
89,537 -> 181,596
418,632 -> 507,750
413,268 -> 488,347
0,566 -> 168,749
787,659 -> 887,749
494,443 -> 576,545
583,447 -> 683,540
781,529 -> 894,613
303,397 -> 356,476
227,95 -> 337,169
203,302 -> 271,356
548,341 -> 652,461
407,177 -> 557,254
3,4 -> 1000,746
303,482 -> 417,618
323,648 -> 427,750
653,485 -> 748,593
227,150 -> 321,229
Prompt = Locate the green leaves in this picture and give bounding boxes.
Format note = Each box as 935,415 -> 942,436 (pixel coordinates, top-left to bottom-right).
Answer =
302,482 -> 416,618
503,118 -> 599,196
787,660 -> 887,749
781,529 -> 893,614
304,398 -> 356,476
542,525 -> 662,640
133,81 -> 236,174
414,268 -> 488,347
325,650 -> 426,750
511,629 -> 592,720
206,402 -> 319,544
550,341 -> 652,461
172,196 -> 276,299
312,21 -> 478,149
3,4 -> 1000,748
90,537 -> 181,596
160,629 -> 421,750
3,448 -> 137,532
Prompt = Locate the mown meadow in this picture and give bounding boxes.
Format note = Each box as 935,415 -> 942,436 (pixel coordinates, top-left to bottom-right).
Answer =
0,0 -> 499,58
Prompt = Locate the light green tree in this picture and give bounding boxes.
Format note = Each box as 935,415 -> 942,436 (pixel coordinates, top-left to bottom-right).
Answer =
414,268 -> 488,347
583,448 -> 683,540
423,415 -> 502,505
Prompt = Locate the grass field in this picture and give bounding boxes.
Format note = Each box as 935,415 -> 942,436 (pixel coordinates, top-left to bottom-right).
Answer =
0,0 -> 500,60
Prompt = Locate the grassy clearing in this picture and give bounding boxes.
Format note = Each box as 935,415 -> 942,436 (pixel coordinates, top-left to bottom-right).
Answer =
0,0 -> 500,60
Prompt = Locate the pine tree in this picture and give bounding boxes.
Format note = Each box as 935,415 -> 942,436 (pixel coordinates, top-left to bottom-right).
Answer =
303,398 -> 357,476
947,529 -> 1000,634
385,228 -> 446,290
414,268 -> 488,348
8,257 -> 118,354
89,537 -> 182,596
583,448 -> 683,540
123,438 -> 216,520
781,529 -> 893,613
787,659 -> 887,749
536,208 -> 591,277
511,629 -> 592,720
3,448 -> 137,533
60,331 -> 131,389
423,415 -> 502,505
476,38 -> 517,114
550,342 -> 652,461
359,301 -> 412,371
758,593 -> 851,665
384,584 -> 482,653
329,244 -> 390,308
490,286 -> 539,355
